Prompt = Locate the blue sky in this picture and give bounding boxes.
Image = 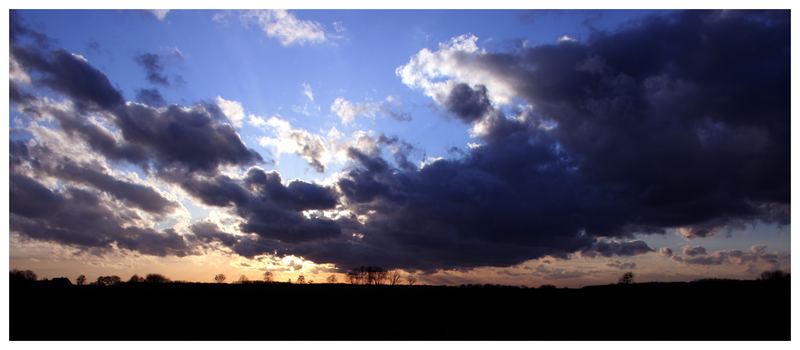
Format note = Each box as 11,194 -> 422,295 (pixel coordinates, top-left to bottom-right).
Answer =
9,9 -> 790,285
15,10 -> 670,181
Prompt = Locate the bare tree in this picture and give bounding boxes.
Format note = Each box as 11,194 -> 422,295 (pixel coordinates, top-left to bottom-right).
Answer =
263,271 -> 273,283
406,275 -> 417,286
618,272 -> 634,285
389,270 -> 403,285
214,273 -> 226,283
238,275 -> 249,283
76,274 -> 87,286
326,274 -> 337,284
347,266 -> 390,285
296,275 -> 306,284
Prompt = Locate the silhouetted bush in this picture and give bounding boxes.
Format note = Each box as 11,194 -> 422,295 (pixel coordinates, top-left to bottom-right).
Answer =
128,274 -> 144,283
759,270 -> 790,281
144,273 -> 171,283
10,269 -> 37,283
96,276 -> 122,286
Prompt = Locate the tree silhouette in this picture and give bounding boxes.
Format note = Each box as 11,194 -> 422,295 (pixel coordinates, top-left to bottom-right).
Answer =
326,274 -> 337,284
263,271 -> 273,283
389,270 -> 403,285
347,266 -> 389,285
759,270 -> 790,281
296,275 -> 306,284
406,275 -> 417,286
619,272 -> 635,285
76,274 -> 87,286
145,273 -> 170,283
96,275 -> 122,286
10,269 -> 37,283
238,275 -> 249,284
214,274 -> 226,283
128,274 -> 144,283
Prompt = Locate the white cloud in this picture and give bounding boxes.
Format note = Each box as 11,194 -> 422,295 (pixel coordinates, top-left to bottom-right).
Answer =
247,114 -> 270,128
330,98 -> 383,124
10,56 -> 31,85
243,10 -> 327,46
301,82 -> 315,102
558,34 -> 577,42
396,34 -> 516,106
149,10 -> 170,21
255,115 -> 380,172
215,96 -> 245,128
257,116 -> 332,172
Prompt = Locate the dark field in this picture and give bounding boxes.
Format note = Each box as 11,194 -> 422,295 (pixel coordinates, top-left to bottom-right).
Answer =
10,279 -> 790,340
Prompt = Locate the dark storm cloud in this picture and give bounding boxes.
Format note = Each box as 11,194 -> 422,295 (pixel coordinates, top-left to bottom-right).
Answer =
10,173 -> 192,256
464,10 -> 790,234
307,10 -> 789,270
31,103 -> 151,165
582,240 -> 654,258
190,222 -> 240,247
135,88 -> 167,107
11,14 -> 262,175
117,103 -> 263,173
135,53 -> 170,86
174,168 -> 341,244
20,148 -> 178,215
8,10 -> 790,273
682,246 -> 707,257
444,83 -> 492,123
35,156 -> 176,216
8,13 -> 275,256
11,15 -> 124,110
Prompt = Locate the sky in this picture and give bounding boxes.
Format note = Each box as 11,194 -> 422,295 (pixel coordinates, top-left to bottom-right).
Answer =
7,9 -> 791,287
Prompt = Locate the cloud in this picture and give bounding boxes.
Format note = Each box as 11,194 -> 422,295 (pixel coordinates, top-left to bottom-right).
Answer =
310,10 -> 789,270
8,10 -> 790,274
558,34 -> 576,43
243,10 -> 327,46
256,116 -> 331,172
10,173 -> 192,257
135,53 -> 170,86
670,245 -> 787,271
606,260 -> 636,270
135,88 -> 166,107
12,141 -> 178,216
396,34 -> 517,106
330,96 -> 410,124
170,168 -> 342,245
330,98 -> 382,124
301,82 -> 314,102
581,240 -> 655,258
148,10 -> 170,21
682,245 -> 707,257
444,83 -> 493,123
215,96 -> 246,128
12,45 -> 124,110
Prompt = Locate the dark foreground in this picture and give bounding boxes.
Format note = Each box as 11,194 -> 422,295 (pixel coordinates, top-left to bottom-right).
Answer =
10,279 -> 790,340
